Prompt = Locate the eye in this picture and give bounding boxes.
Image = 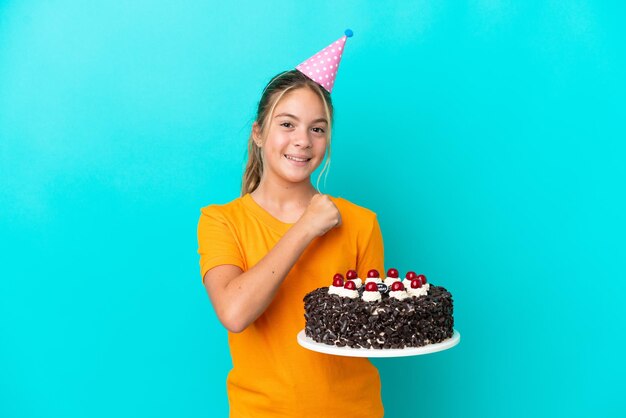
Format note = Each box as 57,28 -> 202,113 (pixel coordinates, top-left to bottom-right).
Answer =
280,122 -> 294,128
311,127 -> 326,134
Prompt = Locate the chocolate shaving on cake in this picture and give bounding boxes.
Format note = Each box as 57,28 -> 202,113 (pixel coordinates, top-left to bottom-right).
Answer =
304,285 -> 454,349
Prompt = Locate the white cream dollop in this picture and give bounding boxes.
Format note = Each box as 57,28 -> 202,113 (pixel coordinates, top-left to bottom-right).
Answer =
407,286 -> 429,298
384,277 -> 400,287
328,285 -> 343,296
365,277 -> 382,285
362,290 -> 382,302
389,290 -> 409,300
340,287 -> 359,299
348,278 -> 363,289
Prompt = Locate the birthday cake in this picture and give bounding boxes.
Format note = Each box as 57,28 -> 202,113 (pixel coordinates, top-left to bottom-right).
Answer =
303,269 -> 454,349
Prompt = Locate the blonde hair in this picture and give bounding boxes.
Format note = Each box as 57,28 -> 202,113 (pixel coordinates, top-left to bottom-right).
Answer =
241,70 -> 334,196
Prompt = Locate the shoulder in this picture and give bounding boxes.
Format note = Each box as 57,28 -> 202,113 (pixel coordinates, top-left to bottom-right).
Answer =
329,196 -> 378,223
198,196 -> 249,230
200,196 -> 245,217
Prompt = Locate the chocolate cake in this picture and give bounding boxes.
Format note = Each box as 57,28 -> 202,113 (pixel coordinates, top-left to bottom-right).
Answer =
303,269 -> 454,349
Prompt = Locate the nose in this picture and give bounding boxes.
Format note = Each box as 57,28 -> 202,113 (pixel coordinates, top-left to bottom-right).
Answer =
292,128 -> 312,148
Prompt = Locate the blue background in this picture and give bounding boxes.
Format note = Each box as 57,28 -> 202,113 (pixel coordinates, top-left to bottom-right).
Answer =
1,1 -> 625,417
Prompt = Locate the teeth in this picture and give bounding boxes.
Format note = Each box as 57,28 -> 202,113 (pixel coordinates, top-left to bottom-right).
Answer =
285,155 -> 309,162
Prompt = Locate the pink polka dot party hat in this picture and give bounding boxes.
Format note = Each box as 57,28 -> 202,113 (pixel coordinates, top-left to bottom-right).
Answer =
295,29 -> 353,93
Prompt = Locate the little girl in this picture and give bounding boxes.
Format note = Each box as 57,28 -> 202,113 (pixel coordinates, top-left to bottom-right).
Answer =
198,32 -> 385,417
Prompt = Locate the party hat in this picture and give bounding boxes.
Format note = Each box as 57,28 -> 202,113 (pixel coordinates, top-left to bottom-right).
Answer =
295,29 -> 353,93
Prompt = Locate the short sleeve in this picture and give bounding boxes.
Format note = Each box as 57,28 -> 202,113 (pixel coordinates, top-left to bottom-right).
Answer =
197,206 -> 245,283
356,214 -> 385,278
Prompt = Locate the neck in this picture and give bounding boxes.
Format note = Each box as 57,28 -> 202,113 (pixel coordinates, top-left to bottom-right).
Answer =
250,177 -> 318,223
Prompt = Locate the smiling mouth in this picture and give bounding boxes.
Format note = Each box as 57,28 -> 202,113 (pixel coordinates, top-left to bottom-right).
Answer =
284,154 -> 311,162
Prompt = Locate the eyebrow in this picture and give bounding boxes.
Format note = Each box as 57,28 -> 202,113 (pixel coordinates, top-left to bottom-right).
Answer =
274,113 -> 328,124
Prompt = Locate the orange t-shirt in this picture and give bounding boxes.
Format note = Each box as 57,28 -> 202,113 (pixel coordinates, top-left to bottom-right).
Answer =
197,193 -> 385,418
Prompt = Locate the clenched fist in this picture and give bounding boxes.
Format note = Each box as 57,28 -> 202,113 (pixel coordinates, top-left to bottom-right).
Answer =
297,194 -> 342,238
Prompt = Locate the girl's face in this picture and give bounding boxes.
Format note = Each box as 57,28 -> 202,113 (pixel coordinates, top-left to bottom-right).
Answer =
256,87 -> 329,187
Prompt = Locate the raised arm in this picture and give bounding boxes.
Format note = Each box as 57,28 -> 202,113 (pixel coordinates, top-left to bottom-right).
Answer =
202,194 -> 341,333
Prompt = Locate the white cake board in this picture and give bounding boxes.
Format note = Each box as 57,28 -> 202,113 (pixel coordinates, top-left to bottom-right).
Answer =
297,329 -> 460,358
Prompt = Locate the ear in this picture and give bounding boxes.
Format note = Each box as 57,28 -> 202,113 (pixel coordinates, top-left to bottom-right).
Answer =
252,122 -> 262,146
